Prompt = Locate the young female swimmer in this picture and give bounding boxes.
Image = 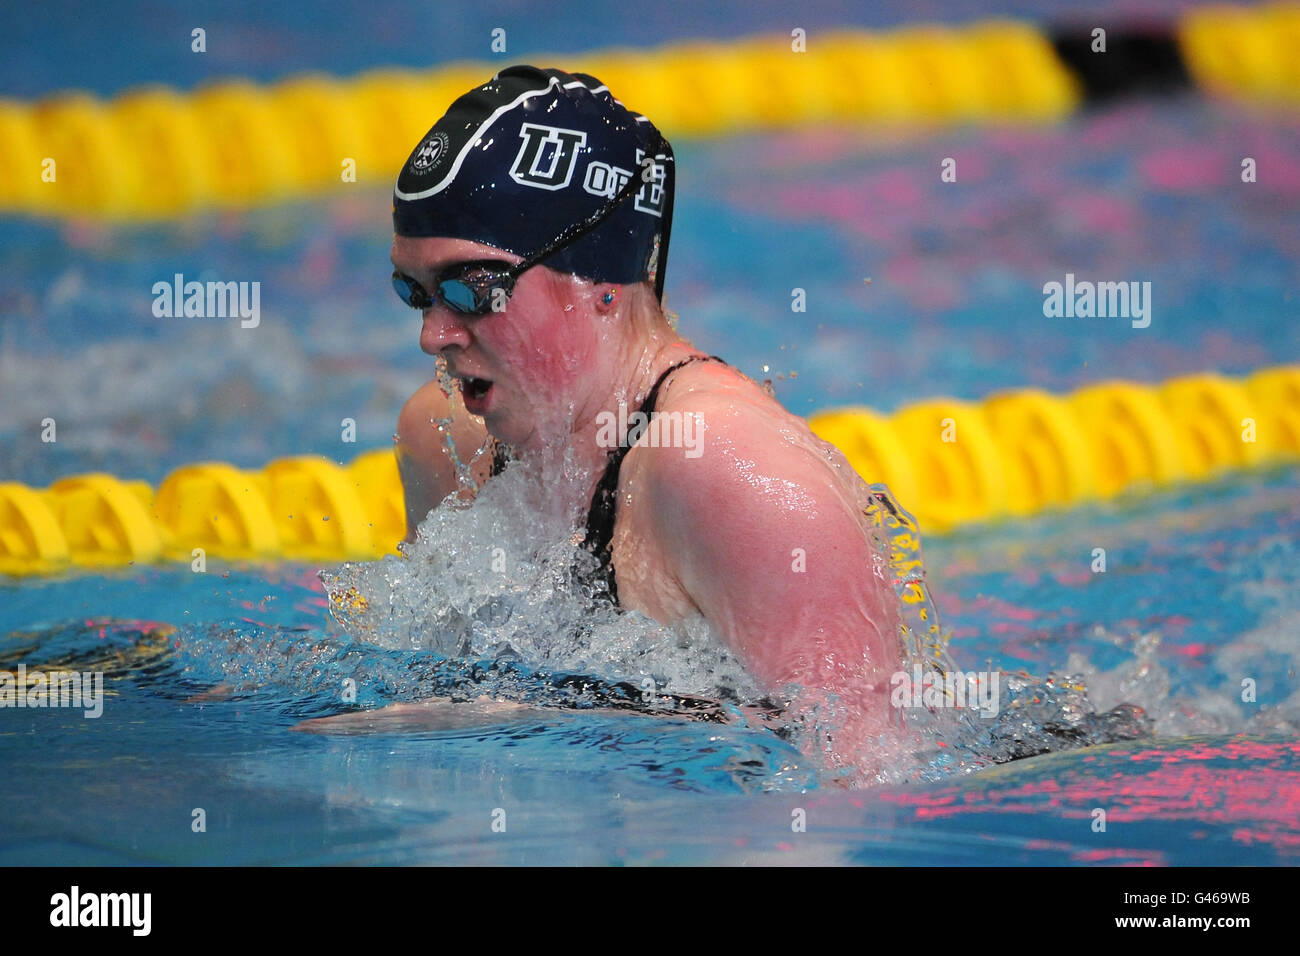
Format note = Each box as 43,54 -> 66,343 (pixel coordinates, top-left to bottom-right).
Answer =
304,67 -> 905,767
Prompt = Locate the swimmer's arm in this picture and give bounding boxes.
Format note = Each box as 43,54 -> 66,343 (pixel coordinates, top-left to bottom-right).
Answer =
396,379 -> 493,542
645,397 -> 900,711
290,696 -> 547,734
289,693 -> 741,733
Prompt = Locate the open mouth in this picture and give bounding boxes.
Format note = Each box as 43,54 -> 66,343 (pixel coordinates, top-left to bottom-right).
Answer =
462,377 -> 493,401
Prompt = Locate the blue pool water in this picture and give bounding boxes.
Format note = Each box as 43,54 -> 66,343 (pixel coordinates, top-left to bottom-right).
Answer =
3,0 -> 1299,864
3,465 -> 1298,864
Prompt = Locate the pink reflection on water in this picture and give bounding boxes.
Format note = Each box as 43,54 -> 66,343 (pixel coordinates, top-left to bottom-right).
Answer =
875,738 -> 1300,856
1071,847 -> 1166,865
1139,147 -> 1227,192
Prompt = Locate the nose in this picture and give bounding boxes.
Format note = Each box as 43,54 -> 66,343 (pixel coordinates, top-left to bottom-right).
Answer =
419,307 -> 473,356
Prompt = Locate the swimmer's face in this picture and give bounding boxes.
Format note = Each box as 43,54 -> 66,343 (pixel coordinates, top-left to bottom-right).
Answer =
391,235 -> 604,449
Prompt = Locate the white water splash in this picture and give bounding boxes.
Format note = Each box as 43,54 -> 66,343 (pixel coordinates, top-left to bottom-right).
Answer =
322,458 -> 767,702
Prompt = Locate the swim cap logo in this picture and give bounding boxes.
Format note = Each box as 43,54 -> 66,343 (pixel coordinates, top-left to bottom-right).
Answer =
634,148 -> 666,218
410,131 -> 450,176
510,123 -> 587,191
583,161 -> 632,200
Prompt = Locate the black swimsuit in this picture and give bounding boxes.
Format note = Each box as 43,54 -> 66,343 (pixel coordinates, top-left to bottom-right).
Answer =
490,354 -> 726,606
481,354 -> 788,726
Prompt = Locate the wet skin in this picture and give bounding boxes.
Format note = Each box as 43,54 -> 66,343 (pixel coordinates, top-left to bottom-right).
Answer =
313,235 -> 906,753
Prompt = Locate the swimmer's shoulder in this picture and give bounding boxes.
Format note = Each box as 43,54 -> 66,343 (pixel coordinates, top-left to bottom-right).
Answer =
626,361 -> 895,686
635,358 -> 844,517
651,357 -> 823,463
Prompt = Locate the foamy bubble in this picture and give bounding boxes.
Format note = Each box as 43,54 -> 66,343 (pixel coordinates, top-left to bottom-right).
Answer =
323,460 -> 766,702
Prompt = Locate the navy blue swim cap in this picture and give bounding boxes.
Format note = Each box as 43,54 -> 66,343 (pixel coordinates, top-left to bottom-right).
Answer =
394,65 -> 675,302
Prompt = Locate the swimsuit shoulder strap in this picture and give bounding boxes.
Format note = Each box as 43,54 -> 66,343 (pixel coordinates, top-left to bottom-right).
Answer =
582,354 -> 727,604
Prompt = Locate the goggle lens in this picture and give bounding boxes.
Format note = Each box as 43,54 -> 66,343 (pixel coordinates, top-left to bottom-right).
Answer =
392,264 -> 514,316
438,278 -> 485,314
392,272 -> 430,310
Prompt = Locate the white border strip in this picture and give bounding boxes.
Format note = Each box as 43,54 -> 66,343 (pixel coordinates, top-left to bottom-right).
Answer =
394,75 -> 563,202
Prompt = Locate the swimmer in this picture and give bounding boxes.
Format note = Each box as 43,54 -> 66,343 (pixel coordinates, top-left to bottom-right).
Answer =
324,67 -> 904,755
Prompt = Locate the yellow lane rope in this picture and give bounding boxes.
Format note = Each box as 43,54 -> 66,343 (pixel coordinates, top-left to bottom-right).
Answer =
2,20 -> 1082,219
4,5 -> 1297,220
3,365 -> 1296,575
